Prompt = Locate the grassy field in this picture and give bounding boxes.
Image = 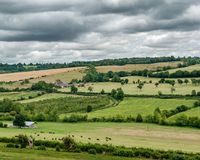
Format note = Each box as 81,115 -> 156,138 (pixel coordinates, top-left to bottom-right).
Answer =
59,81 -> 200,95
19,93 -> 73,103
81,97 -> 196,118
0,122 -> 200,153
96,61 -> 181,73
168,64 -> 200,73
0,146 -> 142,160
21,96 -> 111,116
0,92 -> 40,101
169,107 -> 200,120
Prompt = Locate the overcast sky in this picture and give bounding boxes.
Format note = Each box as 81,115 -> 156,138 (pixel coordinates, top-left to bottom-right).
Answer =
0,0 -> 200,63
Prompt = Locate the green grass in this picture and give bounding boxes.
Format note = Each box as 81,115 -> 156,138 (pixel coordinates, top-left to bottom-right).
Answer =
168,64 -> 200,73
0,146 -> 142,160
0,122 -> 200,153
85,97 -> 196,118
22,96 -> 111,115
0,92 -> 40,101
59,81 -> 200,95
169,107 -> 200,120
19,93 -> 76,103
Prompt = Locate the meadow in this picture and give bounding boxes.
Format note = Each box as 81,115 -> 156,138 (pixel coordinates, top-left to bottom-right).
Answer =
0,61 -> 200,159
59,81 -> 199,95
96,61 -> 181,73
0,122 -> 200,153
168,64 -> 200,73
19,93 -> 72,103
0,92 -> 41,101
169,107 -> 200,120
21,95 -> 111,116
85,97 -> 197,119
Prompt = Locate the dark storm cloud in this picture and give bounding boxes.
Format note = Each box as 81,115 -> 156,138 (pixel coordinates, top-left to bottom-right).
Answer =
0,0 -> 200,63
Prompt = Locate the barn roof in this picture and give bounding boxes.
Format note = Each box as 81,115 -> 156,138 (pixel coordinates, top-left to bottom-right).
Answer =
25,121 -> 35,127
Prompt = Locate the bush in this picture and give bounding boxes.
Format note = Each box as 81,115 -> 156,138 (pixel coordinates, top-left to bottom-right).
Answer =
37,145 -> 46,150
86,105 -> 92,113
6,143 -> 15,148
88,149 -> 97,155
63,137 -> 76,151
136,114 -> 143,122
56,145 -> 60,152
63,114 -> 88,123
0,122 -> 3,128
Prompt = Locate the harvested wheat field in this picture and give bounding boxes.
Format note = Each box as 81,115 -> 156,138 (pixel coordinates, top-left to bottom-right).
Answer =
0,67 -> 84,82
96,61 -> 181,73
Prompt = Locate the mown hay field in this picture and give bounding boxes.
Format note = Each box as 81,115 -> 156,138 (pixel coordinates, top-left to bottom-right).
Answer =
96,61 -> 181,73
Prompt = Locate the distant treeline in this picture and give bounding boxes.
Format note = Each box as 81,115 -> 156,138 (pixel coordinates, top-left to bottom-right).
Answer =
1,56 -> 200,73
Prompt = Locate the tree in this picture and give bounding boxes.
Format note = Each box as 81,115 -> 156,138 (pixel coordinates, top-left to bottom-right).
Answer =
124,79 -> 129,84
71,85 -> 78,94
137,83 -> 144,91
13,114 -> 26,128
63,137 -> 76,151
191,90 -> 197,96
100,89 -> 105,94
154,108 -> 162,124
31,81 -> 55,93
136,114 -> 143,122
170,87 -> 176,94
175,114 -> 188,126
17,134 -> 29,148
88,86 -> 93,92
110,88 -> 124,100
158,91 -> 163,96
115,88 -> 124,100
111,89 -> 117,97
155,82 -> 159,87
86,105 -> 92,112
184,79 -> 189,85
177,79 -> 183,85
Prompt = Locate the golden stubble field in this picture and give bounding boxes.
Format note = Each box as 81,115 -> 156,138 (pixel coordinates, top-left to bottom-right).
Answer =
0,67 -> 84,82
0,61 -> 181,82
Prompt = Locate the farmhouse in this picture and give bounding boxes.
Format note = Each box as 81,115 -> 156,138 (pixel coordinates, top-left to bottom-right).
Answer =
55,80 -> 85,88
55,81 -> 71,88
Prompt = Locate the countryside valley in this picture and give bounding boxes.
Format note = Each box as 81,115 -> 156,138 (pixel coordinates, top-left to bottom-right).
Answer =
0,56 -> 200,160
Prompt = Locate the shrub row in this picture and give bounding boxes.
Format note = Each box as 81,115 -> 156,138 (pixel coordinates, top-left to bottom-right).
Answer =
1,136 -> 200,160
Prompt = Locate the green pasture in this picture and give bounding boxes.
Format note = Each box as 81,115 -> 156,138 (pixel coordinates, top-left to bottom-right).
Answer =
168,64 -> 200,73
59,81 -> 199,95
169,107 -> 200,120
0,92 -> 40,101
84,97 -> 196,118
0,122 -> 200,153
19,93 -> 74,103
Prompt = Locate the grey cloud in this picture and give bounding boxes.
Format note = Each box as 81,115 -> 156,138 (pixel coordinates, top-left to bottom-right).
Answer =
0,0 -> 200,63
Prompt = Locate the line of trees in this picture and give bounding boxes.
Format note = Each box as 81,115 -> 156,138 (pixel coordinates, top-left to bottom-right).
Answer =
1,135 -> 200,160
